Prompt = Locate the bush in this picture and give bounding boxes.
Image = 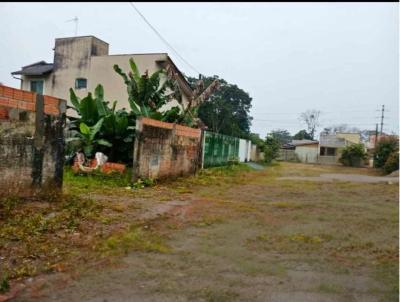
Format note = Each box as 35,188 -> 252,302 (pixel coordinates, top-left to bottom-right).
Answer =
383,151 -> 399,174
374,136 -> 399,168
264,136 -> 280,163
339,144 -> 367,167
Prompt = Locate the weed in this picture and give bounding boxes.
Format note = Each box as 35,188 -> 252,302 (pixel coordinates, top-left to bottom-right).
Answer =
98,225 -> 170,255
0,274 -> 9,293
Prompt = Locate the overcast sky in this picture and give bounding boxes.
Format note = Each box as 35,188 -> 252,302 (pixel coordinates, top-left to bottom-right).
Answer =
0,2 -> 398,137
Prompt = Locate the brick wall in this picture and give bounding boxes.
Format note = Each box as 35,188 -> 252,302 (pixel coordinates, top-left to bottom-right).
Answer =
132,117 -> 202,181
0,85 -> 66,197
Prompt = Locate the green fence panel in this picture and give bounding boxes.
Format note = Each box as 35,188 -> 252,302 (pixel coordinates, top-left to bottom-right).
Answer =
203,131 -> 240,168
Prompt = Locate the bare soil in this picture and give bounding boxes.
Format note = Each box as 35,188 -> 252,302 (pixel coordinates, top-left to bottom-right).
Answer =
8,162 -> 399,302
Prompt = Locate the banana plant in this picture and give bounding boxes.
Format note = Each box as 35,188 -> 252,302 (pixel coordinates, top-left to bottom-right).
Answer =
113,58 -> 170,118
66,118 -> 112,157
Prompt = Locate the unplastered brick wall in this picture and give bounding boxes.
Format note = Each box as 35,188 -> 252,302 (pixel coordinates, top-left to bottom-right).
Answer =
133,117 -> 202,181
0,85 -> 66,197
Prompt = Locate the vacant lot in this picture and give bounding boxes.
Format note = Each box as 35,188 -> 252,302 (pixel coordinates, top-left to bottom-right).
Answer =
2,162 -> 398,302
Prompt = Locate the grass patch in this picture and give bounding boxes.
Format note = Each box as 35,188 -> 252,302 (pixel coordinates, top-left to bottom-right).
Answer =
63,167 -> 133,194
317,283 -> 344,294
374,260 -> 399,302
97,225 -> 170,255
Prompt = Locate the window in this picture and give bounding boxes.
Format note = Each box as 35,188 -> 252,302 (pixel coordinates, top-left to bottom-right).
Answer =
75,78 -> 87,89
30,80 -> 44,94
327,147 -> 336,156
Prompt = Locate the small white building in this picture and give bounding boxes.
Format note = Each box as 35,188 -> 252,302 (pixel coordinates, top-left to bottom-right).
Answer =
292,140 -> 319,163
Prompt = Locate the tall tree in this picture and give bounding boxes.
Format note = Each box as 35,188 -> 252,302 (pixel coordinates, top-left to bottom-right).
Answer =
269,129 -> 292,146
299,109 -> 321,140
187,75 -> 253,137
293,129 -> 313,140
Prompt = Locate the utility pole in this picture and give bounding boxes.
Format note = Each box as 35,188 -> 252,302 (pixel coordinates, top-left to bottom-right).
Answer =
380,105 -> 385,136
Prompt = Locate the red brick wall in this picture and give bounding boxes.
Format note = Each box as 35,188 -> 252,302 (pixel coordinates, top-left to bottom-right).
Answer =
0,85 -> 66,197
133,117 -> 202,181
0,85 -> 64,116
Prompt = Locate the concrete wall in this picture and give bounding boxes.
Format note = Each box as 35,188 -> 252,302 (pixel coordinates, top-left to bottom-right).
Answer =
132,117 -> 201,181
295,144 -> 319,163
336,132 -> 361,144
0,85 -> 66,197
239,139 -> 251,162
278,149 -> 298,162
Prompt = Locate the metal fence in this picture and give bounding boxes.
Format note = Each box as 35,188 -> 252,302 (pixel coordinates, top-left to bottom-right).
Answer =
202,131 -> 240,168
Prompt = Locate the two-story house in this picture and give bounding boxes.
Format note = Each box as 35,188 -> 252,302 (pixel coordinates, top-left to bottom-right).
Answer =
11,36 -> 194,116
319,132 -> 361,164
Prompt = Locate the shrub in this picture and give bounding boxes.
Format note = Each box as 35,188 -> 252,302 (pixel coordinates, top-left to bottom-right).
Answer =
264,136 -> 280,163
339,144 -> 367,167
374,136 -> 399,168
383,151 -> 399,174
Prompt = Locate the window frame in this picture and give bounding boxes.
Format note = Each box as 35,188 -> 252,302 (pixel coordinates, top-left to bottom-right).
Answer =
30,79 -> 44,94
75,78 -> 88,90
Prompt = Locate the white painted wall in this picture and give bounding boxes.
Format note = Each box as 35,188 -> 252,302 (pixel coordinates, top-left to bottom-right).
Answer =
239,139 -> 252,162
239,139 -> 247,162
295,145 -> 319,163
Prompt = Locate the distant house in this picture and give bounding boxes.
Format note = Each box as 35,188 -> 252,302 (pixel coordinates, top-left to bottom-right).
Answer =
319,132 -> 361,165
11,35 -> 193,116
280,139 -> 319,163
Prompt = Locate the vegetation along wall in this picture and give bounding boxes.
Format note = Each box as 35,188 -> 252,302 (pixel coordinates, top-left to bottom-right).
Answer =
0,85 -> 66,197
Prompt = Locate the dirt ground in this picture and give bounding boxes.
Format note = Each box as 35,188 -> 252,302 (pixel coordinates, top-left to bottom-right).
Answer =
6,162 -> 399,302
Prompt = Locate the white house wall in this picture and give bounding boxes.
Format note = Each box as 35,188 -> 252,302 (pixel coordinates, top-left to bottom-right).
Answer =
295,145 -> 319,163
239,139 -> 247,162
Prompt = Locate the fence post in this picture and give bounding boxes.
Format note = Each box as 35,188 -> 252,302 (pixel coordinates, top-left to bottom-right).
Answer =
32,93 -> 44,188
132,117 -> 143,182
200,129 -> 205,169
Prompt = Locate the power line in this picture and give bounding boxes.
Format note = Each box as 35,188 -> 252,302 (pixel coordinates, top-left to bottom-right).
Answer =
128,2 -> 202,76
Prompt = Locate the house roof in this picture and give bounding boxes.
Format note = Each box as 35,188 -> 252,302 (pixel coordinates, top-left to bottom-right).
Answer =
12,61 -> 54,76
291,140 -> 319,146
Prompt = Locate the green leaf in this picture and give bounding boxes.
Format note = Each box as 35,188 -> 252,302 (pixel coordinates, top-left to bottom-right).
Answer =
129,58 -> 141,82
114,64 -> 130,85
79,122 -> 91,135
69,88 -> 81,114
90,118 -> 104,141
80,93 -> 99,125
96,139 -> 112,147
94,84 -> 107,117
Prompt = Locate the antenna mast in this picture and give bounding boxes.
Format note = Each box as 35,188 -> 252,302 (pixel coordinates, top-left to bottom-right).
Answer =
66,16 -> 79,36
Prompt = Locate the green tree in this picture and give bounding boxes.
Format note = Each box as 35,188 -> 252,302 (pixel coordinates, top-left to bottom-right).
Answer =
374,136 -> 399,169
293,129 -> 313,140
187,75 -> 252,138
248,132 -> 265,148
269,129 -> 292,146
263,134 -> 280,163
383,151 -> 399,174
339,144 -> 367,167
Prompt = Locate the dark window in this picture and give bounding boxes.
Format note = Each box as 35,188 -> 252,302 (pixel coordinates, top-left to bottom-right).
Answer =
30,80 -> 44,94
75,78 -> 87,89
320,147 -> 326,156
327,147 -> 336,156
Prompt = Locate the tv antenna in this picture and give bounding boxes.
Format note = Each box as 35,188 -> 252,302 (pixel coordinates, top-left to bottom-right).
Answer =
66,16 -> 79,36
